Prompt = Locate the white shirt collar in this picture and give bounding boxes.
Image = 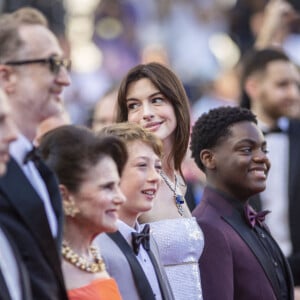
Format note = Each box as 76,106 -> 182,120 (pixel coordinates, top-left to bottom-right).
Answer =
258,117 -> 289,133
9,134 -> 33,166
117,219 -> 143,244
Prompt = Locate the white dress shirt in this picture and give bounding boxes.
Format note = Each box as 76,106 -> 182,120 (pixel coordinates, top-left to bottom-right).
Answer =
117,220 -> 163,300
259,118 -> 292,256
9,134 -> 58,237
0,227 -> 22,300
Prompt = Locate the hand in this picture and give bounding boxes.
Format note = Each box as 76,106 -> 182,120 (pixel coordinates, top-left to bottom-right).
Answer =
255,0 -> 296,48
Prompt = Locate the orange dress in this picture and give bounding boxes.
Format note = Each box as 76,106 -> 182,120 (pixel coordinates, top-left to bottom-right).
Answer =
68,278 -> 122,300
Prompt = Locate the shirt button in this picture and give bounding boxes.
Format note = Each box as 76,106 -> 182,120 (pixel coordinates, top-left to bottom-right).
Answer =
144,259 -> 147,262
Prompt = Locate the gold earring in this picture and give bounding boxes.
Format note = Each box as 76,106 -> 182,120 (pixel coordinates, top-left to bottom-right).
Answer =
63,199 -> 80,217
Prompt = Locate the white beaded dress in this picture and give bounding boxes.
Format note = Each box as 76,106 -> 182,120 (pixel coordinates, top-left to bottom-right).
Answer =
150,217 -> 204,300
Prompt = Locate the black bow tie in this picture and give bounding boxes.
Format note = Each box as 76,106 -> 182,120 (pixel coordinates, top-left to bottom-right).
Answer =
244,204 -> 270,229
131,224 -> 150,255
23,146 -> 42,164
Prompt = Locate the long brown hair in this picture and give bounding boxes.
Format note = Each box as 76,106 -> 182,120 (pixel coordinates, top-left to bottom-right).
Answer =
116,62 -> 190,176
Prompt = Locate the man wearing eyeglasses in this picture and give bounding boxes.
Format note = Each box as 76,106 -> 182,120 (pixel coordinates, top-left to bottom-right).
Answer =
0,7 -> 70,300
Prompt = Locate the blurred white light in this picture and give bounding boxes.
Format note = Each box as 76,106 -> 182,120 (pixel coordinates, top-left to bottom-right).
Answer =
67,17 -> 94,44
71,42 -> 103,73
64,0 -> 101,15
209,33 -> 240,69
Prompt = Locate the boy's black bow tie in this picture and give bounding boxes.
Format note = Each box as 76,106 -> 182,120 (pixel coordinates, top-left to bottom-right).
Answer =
131,224 -> 150,255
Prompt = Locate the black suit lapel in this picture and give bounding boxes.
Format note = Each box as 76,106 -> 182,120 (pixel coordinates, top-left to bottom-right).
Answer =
34,159 -> 64,249
288,121 -> 300,198
146,243 -> 170,300
0,159 -> 63,283
108,231 -> 156,300
288,121 -> 300,245
223,212 -> 281,299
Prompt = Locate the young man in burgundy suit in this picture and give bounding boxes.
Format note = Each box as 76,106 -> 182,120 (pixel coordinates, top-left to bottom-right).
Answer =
191,106 -> 294,300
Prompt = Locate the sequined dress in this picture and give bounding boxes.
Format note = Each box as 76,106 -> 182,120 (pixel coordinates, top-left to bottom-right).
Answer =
150,217 -> 204,300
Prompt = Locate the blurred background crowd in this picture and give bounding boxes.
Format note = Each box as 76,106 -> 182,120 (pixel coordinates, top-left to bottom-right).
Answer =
2,0 -> 300,124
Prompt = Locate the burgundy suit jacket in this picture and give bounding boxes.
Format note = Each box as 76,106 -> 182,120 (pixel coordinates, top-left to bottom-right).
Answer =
192,187 -> 294,300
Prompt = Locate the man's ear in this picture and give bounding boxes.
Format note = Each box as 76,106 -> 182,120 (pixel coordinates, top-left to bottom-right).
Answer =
0,64 -> 17,94
200,149 -> 216,170
244,75 -> 259,101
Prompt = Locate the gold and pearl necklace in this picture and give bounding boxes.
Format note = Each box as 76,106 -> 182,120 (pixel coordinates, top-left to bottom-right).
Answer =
62,241 -> 106,273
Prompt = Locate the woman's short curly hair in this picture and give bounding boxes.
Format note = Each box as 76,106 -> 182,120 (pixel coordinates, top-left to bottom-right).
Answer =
190,106 -> 257,171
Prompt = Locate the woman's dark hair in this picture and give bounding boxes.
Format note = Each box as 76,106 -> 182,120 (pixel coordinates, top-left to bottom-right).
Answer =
38,125 -> 127,193
116,62 -> 190,175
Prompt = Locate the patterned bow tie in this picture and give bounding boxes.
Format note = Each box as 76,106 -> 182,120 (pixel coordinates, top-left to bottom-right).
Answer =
131,224 -> 150,255
244,204 -> 270,229
23,146 -> 42,164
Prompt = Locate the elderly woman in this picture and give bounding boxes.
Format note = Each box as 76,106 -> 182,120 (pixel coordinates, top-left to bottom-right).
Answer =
39,125 -> 127,300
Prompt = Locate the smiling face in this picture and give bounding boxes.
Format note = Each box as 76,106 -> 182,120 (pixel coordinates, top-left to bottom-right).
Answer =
69,156 -> 125,234
9,25 -> 71,139
205,121 -> 270,201
126,78 -> 177,147
119,140 -> 161,223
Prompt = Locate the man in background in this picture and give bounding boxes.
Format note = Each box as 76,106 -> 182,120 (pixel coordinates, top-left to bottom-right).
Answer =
241,47 -> 300,285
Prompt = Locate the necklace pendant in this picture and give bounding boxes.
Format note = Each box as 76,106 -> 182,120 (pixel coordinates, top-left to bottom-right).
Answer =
175,195 -> 185,216
176,195 -> 184,205
176,202 -> 184,216
160,171 -> 185,216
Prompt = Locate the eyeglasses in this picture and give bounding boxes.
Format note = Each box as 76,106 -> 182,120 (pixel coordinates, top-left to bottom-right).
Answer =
4,55 -> 71,74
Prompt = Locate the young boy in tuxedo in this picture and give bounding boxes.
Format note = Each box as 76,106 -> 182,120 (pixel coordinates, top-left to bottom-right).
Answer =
95,123 -> 174,300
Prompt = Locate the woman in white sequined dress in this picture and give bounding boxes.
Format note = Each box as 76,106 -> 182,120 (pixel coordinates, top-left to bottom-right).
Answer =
116,62 -> 204,300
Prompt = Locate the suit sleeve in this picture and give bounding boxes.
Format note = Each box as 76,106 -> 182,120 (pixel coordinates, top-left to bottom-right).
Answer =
199,221 -> 234,300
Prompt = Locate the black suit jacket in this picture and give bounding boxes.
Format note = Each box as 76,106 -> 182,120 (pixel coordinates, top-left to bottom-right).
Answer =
250,119 -> 300,285
0,158 -> 68,300
0,225 -> 32,300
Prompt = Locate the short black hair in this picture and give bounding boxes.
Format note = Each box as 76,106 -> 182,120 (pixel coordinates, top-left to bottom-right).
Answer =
240,48 -> 290,109
190,106 -> 257,171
